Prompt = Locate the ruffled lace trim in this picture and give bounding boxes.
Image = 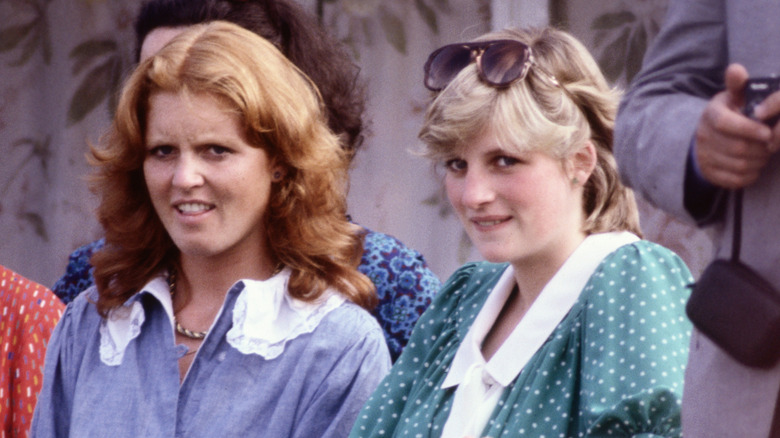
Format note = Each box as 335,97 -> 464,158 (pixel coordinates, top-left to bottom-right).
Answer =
226,271 -> 345,359
99,300 -> 145,366
97,269 -> 345,364
98,275 -> 172,367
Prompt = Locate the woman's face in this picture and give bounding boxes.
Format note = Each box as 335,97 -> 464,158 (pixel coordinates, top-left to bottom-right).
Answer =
444,131 -> 587,268
144,90 -> 281,263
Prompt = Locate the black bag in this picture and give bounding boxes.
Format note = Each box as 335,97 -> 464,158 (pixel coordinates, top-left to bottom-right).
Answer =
686,189 -> 780,368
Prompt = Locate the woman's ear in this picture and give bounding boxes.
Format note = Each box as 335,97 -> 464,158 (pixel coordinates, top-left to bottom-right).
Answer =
271,164 -> 286,182
568,141 -> 597,187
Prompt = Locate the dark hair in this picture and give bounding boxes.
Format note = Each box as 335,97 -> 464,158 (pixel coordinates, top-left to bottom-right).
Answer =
134,0 -> 366,156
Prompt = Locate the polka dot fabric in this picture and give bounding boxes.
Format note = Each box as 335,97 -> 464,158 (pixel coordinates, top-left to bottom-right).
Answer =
0,266 -> 64,438
349,240 -> 693,438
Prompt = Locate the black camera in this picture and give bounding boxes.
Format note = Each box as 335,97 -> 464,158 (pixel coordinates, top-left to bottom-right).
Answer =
743,76 -> 780,126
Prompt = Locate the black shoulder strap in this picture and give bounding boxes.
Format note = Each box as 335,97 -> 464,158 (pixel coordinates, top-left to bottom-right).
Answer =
731,189 -> 743,262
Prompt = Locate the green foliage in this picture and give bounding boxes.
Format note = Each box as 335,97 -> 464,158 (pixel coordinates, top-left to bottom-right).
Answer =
316,0 -> 449,56
592,10 -> 636,32
20,212 -> 49,241
0,0 -> 53,66
2,135 -> 51,197
423,190 -> 452,219
414,0 -> 439,34
378,6 -> 406,53
591,8 -> 658,84
70,40 -> 118,75
13,136 -> 51,177
0,22 -> 36,52
66,39 -> 127,126
1,135 -> 52,240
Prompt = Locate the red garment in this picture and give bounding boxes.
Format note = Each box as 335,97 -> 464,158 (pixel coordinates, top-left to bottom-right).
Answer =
0,266 -> 64,438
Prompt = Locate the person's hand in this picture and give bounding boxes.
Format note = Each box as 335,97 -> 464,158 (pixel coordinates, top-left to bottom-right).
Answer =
695,63 -> 774,189
754,80 -> 780,153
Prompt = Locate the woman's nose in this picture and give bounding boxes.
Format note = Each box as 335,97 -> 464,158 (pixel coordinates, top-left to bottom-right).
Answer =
459,170 -> 495,209
171,155 -> 204,189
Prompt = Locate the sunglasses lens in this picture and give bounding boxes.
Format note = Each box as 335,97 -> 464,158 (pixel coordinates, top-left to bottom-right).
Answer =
480,42 -> 530,87
425,45 -> 473,91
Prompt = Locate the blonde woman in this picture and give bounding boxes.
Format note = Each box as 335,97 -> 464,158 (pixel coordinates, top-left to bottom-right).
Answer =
351,27 -> 692,438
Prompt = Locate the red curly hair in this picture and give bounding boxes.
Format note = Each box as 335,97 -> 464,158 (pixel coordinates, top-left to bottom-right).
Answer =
90,21 -> 375,317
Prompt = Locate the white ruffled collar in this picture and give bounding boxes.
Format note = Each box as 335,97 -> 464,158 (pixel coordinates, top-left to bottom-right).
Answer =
226,269 -> 345,359
98,268 -> 345,366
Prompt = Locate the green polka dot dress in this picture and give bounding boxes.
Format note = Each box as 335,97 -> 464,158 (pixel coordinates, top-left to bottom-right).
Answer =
350,240 -> 692,438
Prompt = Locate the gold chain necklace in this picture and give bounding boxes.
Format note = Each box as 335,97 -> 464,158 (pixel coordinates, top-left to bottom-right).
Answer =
166,264 -> 285,341
166,268 -> 208,340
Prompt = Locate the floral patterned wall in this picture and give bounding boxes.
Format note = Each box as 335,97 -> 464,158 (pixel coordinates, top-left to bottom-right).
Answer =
1,0 -> 138,286
0,0 -> 489,287
0,0 -> 712,289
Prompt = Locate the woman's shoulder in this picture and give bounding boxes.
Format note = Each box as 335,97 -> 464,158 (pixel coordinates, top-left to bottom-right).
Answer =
323,299 -> 383,329
581,238 -> 693,307
57,286 -> 102,330
318,300 -> 386,344
442,261 -> 509,293
41,285 -> 104,367
309,300 -> 391,362
422,261 -> 509,319
603,239 -> 692,276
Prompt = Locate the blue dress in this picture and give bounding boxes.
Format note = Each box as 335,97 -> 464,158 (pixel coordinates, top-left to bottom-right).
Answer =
52,225 -> 441,361
33,271 -> 391,437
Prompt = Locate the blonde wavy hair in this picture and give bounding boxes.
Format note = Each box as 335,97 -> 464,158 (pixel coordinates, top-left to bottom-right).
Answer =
419,27 -> 641,237
90,21 -> 375,316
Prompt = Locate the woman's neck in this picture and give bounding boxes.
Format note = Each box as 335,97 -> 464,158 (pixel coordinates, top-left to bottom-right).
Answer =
176,243 -> 276,304
482,233 -> 587,361
510,232 -> 586,314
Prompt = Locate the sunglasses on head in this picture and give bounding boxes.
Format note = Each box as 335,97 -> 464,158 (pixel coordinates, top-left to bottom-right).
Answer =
423,39 -> 559,91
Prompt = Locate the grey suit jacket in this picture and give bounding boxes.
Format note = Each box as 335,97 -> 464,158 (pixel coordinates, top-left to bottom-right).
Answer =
615,0 -> 780,436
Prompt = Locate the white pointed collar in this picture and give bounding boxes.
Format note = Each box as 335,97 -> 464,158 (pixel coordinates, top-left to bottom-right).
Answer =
442,231 -> 639,389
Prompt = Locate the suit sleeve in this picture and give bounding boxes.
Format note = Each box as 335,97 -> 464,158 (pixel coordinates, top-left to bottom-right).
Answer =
614,0 -> 728,224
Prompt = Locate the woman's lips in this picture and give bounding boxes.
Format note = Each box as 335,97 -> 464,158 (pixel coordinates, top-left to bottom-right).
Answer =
175,202 -> 215,214
470,216 -> 511,228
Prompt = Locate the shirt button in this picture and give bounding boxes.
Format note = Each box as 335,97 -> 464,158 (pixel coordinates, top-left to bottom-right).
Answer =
175,344 -> 188,358
217,352 -> 227,362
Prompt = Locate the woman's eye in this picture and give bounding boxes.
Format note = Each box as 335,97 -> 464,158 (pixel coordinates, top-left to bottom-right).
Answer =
208,145 -> 232,156
149,145 -> 174,157
495,155 -> 520,167
444,158 -> 467,172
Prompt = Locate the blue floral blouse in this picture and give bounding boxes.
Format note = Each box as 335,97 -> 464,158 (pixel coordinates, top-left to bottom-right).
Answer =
52,225 -> 441,361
